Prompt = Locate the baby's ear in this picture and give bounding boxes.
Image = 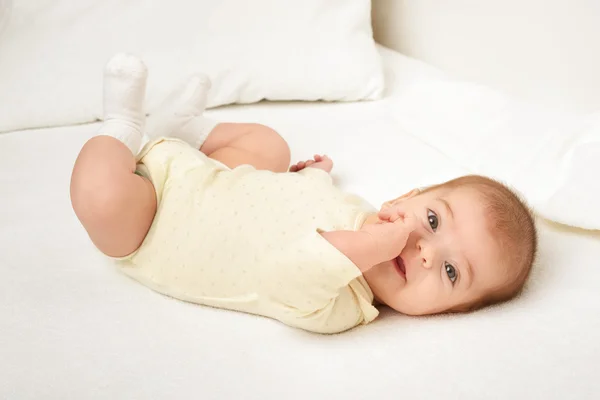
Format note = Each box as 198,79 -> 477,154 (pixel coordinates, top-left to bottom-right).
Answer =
382,189 -> 420,209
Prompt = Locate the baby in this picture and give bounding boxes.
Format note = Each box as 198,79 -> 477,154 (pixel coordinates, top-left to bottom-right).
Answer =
70,54 -> 537,334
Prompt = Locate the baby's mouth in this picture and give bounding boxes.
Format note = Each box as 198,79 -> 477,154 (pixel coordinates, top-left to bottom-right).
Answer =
393,256 -> 406,279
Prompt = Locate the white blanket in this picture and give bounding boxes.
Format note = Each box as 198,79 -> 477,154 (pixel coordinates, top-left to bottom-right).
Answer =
388,78 -> 600,230
1,47 -> 599,399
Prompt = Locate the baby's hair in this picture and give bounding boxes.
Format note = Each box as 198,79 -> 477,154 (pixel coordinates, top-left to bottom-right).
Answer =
422,175 -> 538,312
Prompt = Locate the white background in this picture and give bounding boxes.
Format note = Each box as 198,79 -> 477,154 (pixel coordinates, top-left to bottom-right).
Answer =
372,0 -> 600,113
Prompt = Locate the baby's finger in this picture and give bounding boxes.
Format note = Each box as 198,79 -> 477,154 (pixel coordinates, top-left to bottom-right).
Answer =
399,212 -> 418,232
381,209 -> 402,222
381,206 -> 403,222
378,208 -> 393,221
389,209 -> 403,222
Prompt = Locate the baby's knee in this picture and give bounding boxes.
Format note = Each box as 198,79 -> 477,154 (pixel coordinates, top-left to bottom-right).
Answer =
70,172 -> 129,229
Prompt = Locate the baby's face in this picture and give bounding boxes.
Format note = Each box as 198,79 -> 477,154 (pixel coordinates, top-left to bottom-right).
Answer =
363,186 -> 507,315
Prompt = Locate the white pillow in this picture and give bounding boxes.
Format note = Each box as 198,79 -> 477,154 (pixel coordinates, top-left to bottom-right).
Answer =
0,0 -> 383,133
388,79 -> 600,231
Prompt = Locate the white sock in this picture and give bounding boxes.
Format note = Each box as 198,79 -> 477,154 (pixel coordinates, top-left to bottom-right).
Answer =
98,53 -> 147,155
145,73 -> 218,149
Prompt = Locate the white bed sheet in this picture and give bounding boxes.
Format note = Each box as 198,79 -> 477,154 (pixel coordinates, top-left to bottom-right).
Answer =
1,47 -> 599,399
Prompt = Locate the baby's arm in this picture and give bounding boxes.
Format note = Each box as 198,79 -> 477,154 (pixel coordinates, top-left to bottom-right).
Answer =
321,215 -> 415,273
320,230 -> 382,272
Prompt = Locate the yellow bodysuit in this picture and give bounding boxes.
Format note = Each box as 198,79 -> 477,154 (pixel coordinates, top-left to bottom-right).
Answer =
116,137 -> 379,334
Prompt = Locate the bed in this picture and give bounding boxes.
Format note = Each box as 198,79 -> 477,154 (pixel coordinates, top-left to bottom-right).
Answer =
2,44 -> 599,399
2,1 -> 600,398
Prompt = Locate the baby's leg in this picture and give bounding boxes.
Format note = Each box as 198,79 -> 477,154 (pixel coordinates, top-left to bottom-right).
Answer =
145,76 -> 290,172
71,136 -> 156,257
70,53 -> 156,258
201,123 -> 291,172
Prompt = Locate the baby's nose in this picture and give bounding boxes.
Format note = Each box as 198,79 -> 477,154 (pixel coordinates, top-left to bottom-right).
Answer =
417,242 -> 433,269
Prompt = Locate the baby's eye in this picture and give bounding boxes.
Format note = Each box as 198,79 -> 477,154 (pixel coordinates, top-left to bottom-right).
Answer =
445,262 -> 457,284
427,209 -> 439,231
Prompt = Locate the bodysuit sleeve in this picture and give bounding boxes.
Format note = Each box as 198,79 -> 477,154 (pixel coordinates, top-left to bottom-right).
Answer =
259,229 -> 378,334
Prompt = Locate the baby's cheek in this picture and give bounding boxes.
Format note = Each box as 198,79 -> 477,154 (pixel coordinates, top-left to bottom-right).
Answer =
413,279 -> 445,307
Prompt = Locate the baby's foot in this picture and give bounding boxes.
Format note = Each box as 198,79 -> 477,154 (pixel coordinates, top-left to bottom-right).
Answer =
145,73 -> 217,149
289,154 -> 333,173
99,53 -> 148,154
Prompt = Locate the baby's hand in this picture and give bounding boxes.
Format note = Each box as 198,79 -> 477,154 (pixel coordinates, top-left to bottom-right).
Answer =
361,210 -> 417,264
378,205 -> 409,223
289,154 -> 333,173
